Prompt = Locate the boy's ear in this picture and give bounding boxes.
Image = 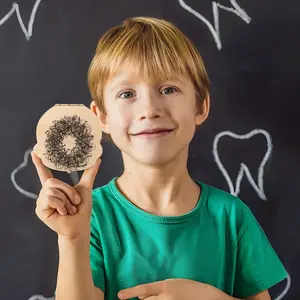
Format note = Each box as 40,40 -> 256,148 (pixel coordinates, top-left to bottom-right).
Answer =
90,101 -> 111,134
195,93 -> 210,126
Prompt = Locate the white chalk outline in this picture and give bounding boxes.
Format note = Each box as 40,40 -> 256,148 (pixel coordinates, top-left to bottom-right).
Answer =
0,0 -> 42,41
213,129 -> 272,200
11,148 -> 39,199
28,295 -> 55,300
69,170 -> 80,184
274,273 -> 291,300
213,130 -> 291,297
178,0 -> 251,50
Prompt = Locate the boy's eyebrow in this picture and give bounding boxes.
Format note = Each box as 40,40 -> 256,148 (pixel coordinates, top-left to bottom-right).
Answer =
109,80 -> 132,92
165,76 -> 187,86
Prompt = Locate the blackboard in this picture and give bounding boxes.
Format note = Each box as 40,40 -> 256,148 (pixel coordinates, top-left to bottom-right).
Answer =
1,0 -> 299,299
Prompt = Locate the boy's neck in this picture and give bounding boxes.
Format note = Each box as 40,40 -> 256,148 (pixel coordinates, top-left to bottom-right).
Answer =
116,148 -> 200,216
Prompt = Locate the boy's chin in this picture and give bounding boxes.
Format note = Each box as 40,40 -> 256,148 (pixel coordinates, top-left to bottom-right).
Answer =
121,144 -> 189,166
132,153 -> 180,167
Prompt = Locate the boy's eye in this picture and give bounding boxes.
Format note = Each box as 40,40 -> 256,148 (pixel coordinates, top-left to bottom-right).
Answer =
119,91 -> 134,99
161,87 -> 178,95
118,87 -> 177,99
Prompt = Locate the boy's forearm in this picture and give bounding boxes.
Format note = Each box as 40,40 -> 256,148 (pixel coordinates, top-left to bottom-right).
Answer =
55,235 -> 97,300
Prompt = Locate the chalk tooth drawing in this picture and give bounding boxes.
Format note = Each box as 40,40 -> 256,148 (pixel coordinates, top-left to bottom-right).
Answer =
69,171 -> 80,185
0,0 -> 42,41
28,295 -> 55,300
11,148 -> 39,199
178,0 -> 251,50
213,129 -> 272,200
274,273 -> 291,300
213,130 -> 292,297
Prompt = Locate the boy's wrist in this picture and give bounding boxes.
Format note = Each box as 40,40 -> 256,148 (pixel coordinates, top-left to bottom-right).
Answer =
57,234 -> 90,250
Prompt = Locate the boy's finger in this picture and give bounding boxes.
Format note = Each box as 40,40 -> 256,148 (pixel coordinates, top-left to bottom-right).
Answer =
77,158 -> 101,191
31,151 -> 53,186
118,281 -> 162,299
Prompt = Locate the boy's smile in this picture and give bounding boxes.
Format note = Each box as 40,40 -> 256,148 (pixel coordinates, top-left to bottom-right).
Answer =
131,128 -> 174,139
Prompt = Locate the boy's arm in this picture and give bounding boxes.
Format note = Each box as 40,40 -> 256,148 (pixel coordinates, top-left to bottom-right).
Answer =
245,290 -> 271,300
117,279 -> 272,300
55,235 -> 103,300
95,287 -> 104,300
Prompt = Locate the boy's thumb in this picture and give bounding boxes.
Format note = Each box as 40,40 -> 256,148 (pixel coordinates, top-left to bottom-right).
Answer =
76,158 -> 101,192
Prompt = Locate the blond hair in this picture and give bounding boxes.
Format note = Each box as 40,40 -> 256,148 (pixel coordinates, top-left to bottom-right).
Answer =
87,16 -> 210,115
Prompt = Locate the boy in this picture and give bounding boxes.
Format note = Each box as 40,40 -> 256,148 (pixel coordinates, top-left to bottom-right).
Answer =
32,16 -> 287,300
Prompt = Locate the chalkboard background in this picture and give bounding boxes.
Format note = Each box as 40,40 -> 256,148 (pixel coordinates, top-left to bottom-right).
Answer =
1,0 -> 299,299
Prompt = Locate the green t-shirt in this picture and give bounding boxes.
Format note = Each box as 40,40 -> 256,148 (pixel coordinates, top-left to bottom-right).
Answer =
90,177 -> 287,300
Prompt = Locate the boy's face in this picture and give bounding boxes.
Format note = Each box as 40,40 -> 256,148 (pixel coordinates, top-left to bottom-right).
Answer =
91,64 -> 209,166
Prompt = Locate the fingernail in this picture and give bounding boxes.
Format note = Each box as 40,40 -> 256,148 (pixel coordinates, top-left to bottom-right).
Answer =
118,292 -> 124,299
71,206 -> 77,214
74,195 -> 81,205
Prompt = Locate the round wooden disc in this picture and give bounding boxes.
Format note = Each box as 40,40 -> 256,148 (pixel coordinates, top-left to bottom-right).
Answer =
33,104 -> 103,173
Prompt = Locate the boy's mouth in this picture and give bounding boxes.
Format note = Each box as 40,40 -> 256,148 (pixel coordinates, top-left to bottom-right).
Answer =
133,128 -> 174,138
132,128 -> 175,136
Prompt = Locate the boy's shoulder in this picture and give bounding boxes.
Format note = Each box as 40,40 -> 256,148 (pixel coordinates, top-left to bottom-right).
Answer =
197,180 -> 253,231
198,180 -> 249,212
92,180 -> 112,198
91,178 -> 116,206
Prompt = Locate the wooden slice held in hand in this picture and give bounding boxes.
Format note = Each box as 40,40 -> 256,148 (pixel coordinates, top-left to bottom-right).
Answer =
33,104 -> 103,173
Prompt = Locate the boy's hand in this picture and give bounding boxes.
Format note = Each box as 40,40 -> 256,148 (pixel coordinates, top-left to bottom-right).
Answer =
118,278 -> 235,300
31,151 -> 101,240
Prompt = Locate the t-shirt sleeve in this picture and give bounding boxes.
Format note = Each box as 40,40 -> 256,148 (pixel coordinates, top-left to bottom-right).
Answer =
90,208 -> 105,292
233,202 -> 288,298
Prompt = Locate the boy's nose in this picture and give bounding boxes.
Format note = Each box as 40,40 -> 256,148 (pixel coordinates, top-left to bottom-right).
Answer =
141,111 -> 161,120
138,101 -> 165,120
137,93 -> 165,120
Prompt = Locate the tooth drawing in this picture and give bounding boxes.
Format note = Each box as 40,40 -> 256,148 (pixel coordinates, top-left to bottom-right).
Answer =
213,129 -> 272,200
178,0 -> 251,50
11,148 -> 39,199
69,171 -> 80,184
28,295 -> 55,300
274,273 -> 291,300
0,0 -> 42,41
